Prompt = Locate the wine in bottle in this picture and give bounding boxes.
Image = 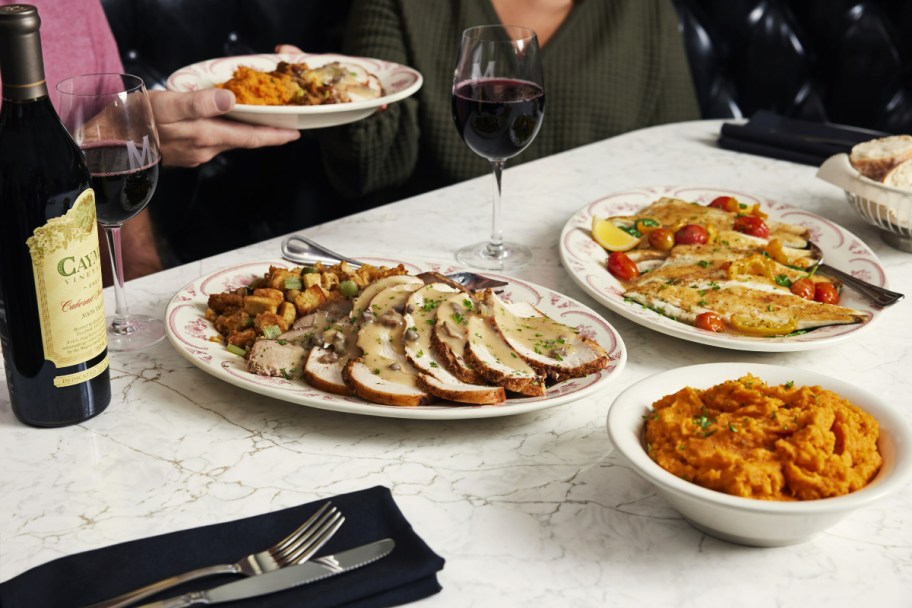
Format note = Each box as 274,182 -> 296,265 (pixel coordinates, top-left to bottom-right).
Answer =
0,4 -> 111,427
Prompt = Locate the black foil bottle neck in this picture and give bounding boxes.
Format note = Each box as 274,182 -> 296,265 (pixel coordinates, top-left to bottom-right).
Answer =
0,4 -> 49,102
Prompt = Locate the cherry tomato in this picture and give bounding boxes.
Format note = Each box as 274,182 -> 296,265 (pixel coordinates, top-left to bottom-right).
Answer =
607,251 -> 640,281
695,312 -> 724,332
814,282 -> 839,304
789,278 -> 815,300
733,215 -> 770,239
648,227 -> 675,251
674,224 -> 709,245
730,314 -> 798,336
708,196 -> 740,213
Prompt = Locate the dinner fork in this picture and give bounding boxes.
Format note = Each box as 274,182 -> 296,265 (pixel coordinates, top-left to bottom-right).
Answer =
85,502 -> 344,608
280,234 -> 509,292
806,242 -> 904,307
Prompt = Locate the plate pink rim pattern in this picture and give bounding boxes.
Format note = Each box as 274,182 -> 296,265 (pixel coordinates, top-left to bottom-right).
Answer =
559,186 -> 888,352
166,53 -> 422,114
165,259 -> 627,420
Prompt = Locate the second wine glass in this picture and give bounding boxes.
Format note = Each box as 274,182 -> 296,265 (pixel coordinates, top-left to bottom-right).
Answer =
57,73 -> 163,352
452,25 -> 545,270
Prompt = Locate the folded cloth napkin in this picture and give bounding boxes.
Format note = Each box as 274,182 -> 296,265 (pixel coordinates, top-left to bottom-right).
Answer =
0,486 -> 444,608
718,110 -> 891,165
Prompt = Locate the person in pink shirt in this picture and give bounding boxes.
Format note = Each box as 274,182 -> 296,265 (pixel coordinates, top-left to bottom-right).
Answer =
0,0 -> 301,279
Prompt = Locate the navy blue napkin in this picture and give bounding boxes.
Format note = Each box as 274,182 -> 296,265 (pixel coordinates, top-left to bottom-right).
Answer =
718,110 -> 890,165
0,486 -> 444,608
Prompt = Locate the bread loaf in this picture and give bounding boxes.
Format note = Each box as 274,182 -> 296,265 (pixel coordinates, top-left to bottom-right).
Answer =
848,135 -> 912,181
882,158 -> 912,191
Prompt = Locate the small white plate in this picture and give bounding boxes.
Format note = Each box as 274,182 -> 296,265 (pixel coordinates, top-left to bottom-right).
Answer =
559,186 -> 890,352
165,259 -> 627,420
166,53 -> 423,129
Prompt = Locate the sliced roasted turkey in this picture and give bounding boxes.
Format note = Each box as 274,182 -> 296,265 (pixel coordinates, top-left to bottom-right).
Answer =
430,292 -> 486,384
403,283 -> 506,405
463,311 -> 547,397
482,290 -> 611,382
343,282 -> 432,406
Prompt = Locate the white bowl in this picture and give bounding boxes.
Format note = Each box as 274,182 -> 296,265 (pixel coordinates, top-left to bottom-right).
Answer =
817,154 -> 912,252
606,362 -> 912,547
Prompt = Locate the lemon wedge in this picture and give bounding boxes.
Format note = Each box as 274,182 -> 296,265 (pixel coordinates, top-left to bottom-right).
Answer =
591,217 -> 640,252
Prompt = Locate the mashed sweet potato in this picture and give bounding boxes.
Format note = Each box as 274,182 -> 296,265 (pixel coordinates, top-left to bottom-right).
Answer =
644,374 -> 882,500
216,65 -> 302,105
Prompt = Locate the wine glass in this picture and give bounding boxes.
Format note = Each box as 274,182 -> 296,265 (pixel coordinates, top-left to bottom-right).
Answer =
452,25 -> 545,270
56,73 -> 164,352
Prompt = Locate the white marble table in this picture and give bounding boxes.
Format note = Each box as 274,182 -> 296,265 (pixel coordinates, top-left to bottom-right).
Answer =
2,120 -> 910,607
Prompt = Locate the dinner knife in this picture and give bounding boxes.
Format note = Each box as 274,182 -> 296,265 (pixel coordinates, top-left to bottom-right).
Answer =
136,538 -> 395,608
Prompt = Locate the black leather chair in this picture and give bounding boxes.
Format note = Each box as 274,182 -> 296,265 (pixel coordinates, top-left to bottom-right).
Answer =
674,0 -> 912,132
101,0 -> 912,266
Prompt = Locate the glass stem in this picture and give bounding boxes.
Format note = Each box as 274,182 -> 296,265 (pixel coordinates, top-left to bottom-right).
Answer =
486,159 -> 506,259
102,224 -> 133,335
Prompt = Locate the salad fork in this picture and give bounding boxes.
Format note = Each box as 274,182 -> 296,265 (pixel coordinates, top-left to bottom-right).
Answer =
85,502 -> 344,608
280,234 -> 509,292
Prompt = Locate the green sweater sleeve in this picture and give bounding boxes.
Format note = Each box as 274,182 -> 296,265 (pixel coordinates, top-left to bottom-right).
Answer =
318,0 -> 420,199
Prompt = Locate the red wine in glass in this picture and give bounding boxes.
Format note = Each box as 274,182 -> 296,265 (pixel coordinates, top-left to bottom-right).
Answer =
57,73 -> 165,352
83,142 -> 160,225
452,78 -> 544,160
451,25 -> 544,270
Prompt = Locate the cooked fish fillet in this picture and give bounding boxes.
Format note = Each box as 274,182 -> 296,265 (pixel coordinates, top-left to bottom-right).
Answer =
625,272 -> 868,331
614,197 -> 808,248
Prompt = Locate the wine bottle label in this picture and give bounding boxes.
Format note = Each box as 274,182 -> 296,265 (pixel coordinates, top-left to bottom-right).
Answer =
26,189 -> 108,378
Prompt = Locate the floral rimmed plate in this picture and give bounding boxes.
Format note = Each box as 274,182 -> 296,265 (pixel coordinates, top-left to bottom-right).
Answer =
165,258 -> 627,420
559,186 -> 890,352
166,53 -> 422,129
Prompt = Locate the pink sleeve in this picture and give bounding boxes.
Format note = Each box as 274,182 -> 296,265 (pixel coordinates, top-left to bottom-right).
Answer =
3,0 -> 127,108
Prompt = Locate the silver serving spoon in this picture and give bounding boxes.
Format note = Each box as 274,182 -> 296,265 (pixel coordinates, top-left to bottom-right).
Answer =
280,235 -> 509,292
807,242 -> 904,307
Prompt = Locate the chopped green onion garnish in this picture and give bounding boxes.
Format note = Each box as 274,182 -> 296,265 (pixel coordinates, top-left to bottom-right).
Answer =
339,280 -> 359,298
226,344 -> 247,357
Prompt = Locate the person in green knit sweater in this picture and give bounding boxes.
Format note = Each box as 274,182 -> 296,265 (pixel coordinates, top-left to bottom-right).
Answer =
285,0 -> 700,205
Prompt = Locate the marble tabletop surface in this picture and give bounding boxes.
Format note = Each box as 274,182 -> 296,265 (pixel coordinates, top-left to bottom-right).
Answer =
2,120 -> 910,606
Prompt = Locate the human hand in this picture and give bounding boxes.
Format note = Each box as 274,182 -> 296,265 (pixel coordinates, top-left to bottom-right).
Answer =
149,88 -> 300,168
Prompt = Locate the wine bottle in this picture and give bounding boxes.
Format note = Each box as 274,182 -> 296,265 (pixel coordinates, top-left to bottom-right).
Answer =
0,4 -> 111,427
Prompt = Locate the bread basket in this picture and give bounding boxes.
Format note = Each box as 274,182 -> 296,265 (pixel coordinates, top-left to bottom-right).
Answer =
817,154 -> 912,252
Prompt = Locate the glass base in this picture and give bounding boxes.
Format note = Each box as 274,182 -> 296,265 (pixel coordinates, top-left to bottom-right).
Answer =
456,241 -> 532,271
107,314 -> 166,352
